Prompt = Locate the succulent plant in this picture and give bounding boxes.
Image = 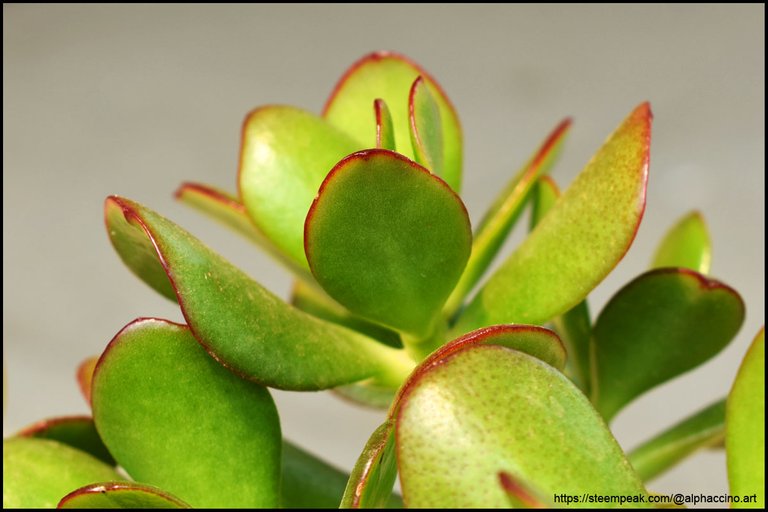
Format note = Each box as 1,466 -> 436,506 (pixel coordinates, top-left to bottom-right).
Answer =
3,51 -> 764,509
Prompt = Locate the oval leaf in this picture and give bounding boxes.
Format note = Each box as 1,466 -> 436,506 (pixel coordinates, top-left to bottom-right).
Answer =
2,437 -> 122,509
651,210 -> 712,274
628,399 -> 726,482
374,99 -> 395,151
323,51 -> 462,192
446,119 -> 571,316
238,106 -> 361,267
92,318 -> 281,508
409,76 -> 443,176
590,268 -> 745,421
726,327 -> 764,508
175,182 -> 312,282
17,416 -> 115,466
340,420 -> 400,509
76,356 -> 99,405
59,482 -> 190,509
105,196 -> 412,390
454,103 -> 651,334
396,345 -> 648,508
305,150 -> 471,340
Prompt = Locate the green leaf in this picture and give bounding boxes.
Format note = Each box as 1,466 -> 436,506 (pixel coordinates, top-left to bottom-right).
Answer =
332,382 -> 397,410
726,327 -> 764,508
395,345 -> 649,508
175,182 -> 313,282
17,416 -> 115,466
420,324 -> 566,373
323,51 -> 462,192
453,103 -> 652,335
105,196 -> 413,390
529,175 -> 593,394
628,399 -> 726,482
92,318 -> 281,508
590,268 -> 745,422
281,441 -> 350,509
58,483 -> 190,509
445,119 -> 571,317
2,437 -> 123,509
238,106 -> 362,267
340,420 -> 401,509
305,150 -> 471,341
408,76 -> 443,176
374,99 -> 395,151
651,210 -> 712,274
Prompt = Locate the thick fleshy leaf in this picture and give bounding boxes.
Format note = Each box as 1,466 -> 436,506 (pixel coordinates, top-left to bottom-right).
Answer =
590,268 -> 745,421
409,76 -> 443,176
445,119 -> 571,316
529,175 -> 592,393
281,442 -> 349,509
396,345 -> 648,508
105,196 -> 413,389
323,51 -> 462,192
17,416 -> 115,466
305,150 -> 471,341
726,328 -> 764,508
651,210 -> 712,274
92,318 -> 281,508
58,483 -> 190,509
340,420 -> 401,509
175,182 -> 312,282
374,99 -> 395,150
76,356 -> 98,405
333,382 -> 397,410
454,103 -> 651,335
628,399 -> 726,482
238,105 -> 361,267
2,437 -> 122,509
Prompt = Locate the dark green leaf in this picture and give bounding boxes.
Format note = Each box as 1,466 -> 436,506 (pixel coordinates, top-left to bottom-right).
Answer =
305,150 -> 471,342
590,268 -> 745,421
17,416 -> 115,466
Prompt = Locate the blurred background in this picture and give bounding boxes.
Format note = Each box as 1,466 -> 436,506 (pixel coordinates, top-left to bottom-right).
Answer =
4,4 -> 764,502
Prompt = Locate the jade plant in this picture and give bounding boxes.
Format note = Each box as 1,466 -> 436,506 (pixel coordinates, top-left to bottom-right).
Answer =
3,51 -> 764,509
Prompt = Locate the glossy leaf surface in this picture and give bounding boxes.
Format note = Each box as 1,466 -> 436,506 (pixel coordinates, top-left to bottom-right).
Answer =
528,175 -> 592,392
175,182 -> 312,282
374,99 -> 395,150
105,196 -> 412,389
17,416 -> 115,466
591,268 -> 745,421
628,400 -> 726,482
2,437 -> 122,509
726,328 -> 764,508
409,76 -> 443,176
92,318 -> 281,508
323,51 -> 462,191
396,345 -> 648,508
341,420 -> 400,509
454,103 -> 651,334
238,106 -> 361,267
651,211 -> 711,274
58,482 -> 190,509
446,119 -> 571,316
305,150 -> 471,339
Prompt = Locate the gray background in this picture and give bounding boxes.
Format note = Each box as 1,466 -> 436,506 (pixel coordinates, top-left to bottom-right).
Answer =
4,4 -> 764,503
